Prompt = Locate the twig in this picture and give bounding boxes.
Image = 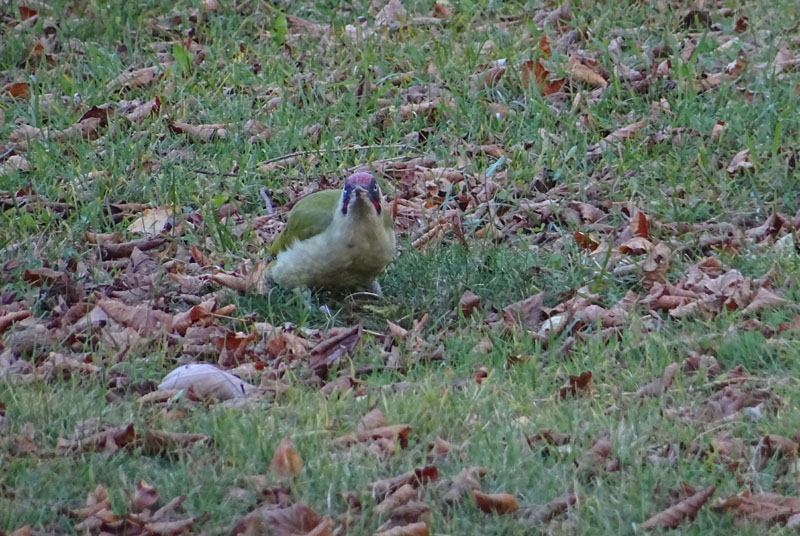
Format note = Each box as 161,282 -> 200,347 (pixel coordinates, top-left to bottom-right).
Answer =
257,143 -> 407,167
190,168 -> 239,177
0,144 -> 17,162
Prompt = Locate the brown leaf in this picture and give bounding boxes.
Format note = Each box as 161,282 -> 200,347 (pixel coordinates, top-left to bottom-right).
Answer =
637,362 -> 680,397
372,466 -> 439,501
428,437 -> 452,461
309,324 -> 362,378
18,5 -> 37,20
639,485 -> 715,530
642,242 -> 672,287
374,522 -> 429,536
0,309 -> 32,335
376,484 -> 417,515
753,435 -> 800,471
285,14 -> 331,39
143,518 -> 196,535
126,96 -> 162,123
98,298 -> 172,335
441,466 -> 486,504
481,66 -> 506,87
71,484 -> 112,519
712,491 -> 800,527
334,424 -> 411,450
132,480 -> 159,512
503,293 -> 545,331
101,236 -> 165,259
235,501 -> 329,536
567,57 -> 608,88
528,429 -> 571,447
375,0 -> 407,27
170,121 -> 228,140
357,408 -> 387,432
574,231 -> 600,251
559,371 -> 595,399
472,490 -> 519,514
459,290 -> 481,317
742,286 -> 786,315
211,261 -> 269,294
108,66 -> 161,91
58,423 -> 138,454
4,82 -> 30,99
269,436 -> 304,478
433,2 -> 452,19
606,121 -> 647,144
577,438 -> 612,471
517,493 -> 579,526
143,429 -> 207,454
727,149 -> 753,175
632,211 -> 650,240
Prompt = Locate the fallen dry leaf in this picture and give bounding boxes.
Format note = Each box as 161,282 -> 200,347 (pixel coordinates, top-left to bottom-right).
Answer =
358,408 -> 387,432
374,522 -> 429,536
559,371 -> 595,399
169,120 -> 228,140
127,206 -> 175,236
334,424 -> 411,450
459,290 -> 481,317
4,82 -> 30,99
108,66 -> 162,91
517,493 -> 579,526
472,490 -> 519,514
234,501 -> 330,536
577,438 -> 613,472
566,56 -> 608,88
269,436 -> 304,478
727,149 -> 753,175
639,485 -> 715,530
637,362 -> 680,397
712,491 -> 800,527
143,429 -> 207,454
372,466 -> 439,501
375,0 -> 407,28
441,466 -> 486,504
309,323 -> 362,377
132,480 -> 159,512
503,293 -> 545,332
3,155 -> 31,173
376,484 -> 417,515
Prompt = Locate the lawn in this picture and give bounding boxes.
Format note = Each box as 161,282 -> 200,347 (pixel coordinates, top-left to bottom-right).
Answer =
1,0 -> 800,534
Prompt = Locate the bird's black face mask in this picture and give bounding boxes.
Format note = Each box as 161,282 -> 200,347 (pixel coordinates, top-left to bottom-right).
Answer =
341,172 -> 382,215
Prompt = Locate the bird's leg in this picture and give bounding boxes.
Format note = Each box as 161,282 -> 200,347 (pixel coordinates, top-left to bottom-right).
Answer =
370,280 -> 383,297
292,287 -> 316,312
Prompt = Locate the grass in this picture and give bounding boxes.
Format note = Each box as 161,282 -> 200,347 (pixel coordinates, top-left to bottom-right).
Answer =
2,0 -> 800,533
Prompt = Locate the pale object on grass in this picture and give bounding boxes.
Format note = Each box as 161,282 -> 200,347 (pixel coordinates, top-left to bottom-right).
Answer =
127,206 -> 176,236
774,233 -> 796,255
158,363 -> 255,400
3,155 -> 31,173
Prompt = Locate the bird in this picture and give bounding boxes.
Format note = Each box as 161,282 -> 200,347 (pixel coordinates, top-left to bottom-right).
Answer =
268,171 -> 396,295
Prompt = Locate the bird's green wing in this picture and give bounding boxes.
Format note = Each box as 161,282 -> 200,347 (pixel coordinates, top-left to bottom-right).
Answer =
269,189 -> 340,256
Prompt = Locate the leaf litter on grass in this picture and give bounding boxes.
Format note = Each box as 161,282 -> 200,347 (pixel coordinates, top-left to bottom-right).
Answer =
2,0 -> 800,533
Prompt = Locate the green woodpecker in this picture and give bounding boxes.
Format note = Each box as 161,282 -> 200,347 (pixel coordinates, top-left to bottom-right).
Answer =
268,172 -> 396,293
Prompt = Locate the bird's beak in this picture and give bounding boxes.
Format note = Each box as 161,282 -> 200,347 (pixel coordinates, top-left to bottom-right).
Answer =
354,185 -> 381,214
